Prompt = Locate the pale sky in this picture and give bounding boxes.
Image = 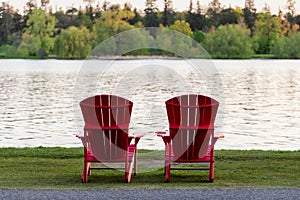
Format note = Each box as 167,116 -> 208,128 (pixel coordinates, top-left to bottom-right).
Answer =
6,0 -> 300,14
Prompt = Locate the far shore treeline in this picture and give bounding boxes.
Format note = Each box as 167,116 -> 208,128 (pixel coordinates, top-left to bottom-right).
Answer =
1,0 -> 300,59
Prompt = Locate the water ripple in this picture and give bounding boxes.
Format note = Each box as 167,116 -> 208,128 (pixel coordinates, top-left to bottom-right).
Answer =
0,59 -> 299,150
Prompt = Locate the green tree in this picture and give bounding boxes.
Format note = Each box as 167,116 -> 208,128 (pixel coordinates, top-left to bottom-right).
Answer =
10,12 -> 24,46
94,6 -> 135,55
66,6 -> 79,27
161,0 -> 175,26
253,11 -> 282,54
271,33 -> 300,58
193,30 -> 206,44
23,0 -> 38,26
219,8 -> 242,25
117,28 -> 151,56
205,24 -> 254,58
155,21 -> 193,57
0,2 -> 24,47
0,2 -> 14,45
1,45 -> 18,57
78,14 -> 93,31
295,15 -> 300,29
169,20 -> 192,36
25,8 -> 56,56
90,28 -> 151,57
128,8 -> 143,26
83,0 -> 95,22
185,0 -> 208,31
94,3 -> 101,19
282,0 -> 299,35
143,0 -> 159,28
17,33 -> 41,57
284,33 -> 300,58
207,0 -> 222,27
54,26 -> 92,59
243,0 -> 257,36
286,0 -> 296,23
94,6 -> 135,43
54,10 -> 73,30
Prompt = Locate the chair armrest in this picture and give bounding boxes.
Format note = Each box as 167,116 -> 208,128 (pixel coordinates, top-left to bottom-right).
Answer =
156,132 -> 171,145
214,134 -> 224,139
157,131 -> 168,137
129,132 -> 146,139
76,134 -> 84,139
129,133 -> 146,146
212,134 -> 224,147
76,134 -> 85,146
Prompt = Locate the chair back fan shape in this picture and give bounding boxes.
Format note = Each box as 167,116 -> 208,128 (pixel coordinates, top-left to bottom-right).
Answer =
166,94 -> 219,161
78,94 -> 142,183
80,95 -> 133,161
157,94 -> 222,182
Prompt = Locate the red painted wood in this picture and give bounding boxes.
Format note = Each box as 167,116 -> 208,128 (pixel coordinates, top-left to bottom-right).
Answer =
159,94 -> 220,182
79,94 -> 141,183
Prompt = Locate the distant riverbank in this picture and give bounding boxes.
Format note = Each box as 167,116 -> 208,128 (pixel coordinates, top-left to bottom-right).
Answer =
0,54 -> 279,60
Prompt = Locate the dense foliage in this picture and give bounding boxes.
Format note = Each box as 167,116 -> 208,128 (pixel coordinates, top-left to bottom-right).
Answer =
0,0 -> 300,59
205,24 -> 254,58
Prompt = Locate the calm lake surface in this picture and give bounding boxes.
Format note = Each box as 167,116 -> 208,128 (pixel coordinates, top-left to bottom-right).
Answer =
0,59 -> 299,150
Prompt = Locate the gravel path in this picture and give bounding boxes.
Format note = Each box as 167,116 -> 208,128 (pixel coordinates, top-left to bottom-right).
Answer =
1,189 -> 300,200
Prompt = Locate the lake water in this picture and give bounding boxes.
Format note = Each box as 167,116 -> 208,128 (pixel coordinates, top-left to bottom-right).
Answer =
0,59 -> 299,150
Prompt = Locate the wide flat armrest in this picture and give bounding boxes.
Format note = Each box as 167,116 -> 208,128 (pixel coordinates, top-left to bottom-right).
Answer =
76,134 -> 84,139
214,134 -> 224,139
129,132 -> 146,138
156,132 -> 171,145
76,134 -> 85,146
212,134 -> 224,147
157,131 -> 168,137
129,133 -> 146,146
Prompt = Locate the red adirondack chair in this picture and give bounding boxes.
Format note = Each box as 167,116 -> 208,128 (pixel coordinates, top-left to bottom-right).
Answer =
77,94 -> 143,183
157,94 -> 223,182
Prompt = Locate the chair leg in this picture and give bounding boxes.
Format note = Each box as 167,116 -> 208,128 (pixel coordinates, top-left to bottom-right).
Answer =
164,147 -> 167,175
165,161 -> 171,183
125,161 -> 133,183
209,148 -> 215,182
82,147 -> 89,183
134,149 -> 137,176
82,161 -> 89,183
87,163 -> 92,176
125,173 -> 129,183
125,157 -> 129,183
164,143 -> 169,176
165,144 -> 171,182
209,161 -> 214,182
164,160 -> 166,175
125,153 -> 134,183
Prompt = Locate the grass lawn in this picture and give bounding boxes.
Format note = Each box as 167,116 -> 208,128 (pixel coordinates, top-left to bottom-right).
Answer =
0,147 -> 299,190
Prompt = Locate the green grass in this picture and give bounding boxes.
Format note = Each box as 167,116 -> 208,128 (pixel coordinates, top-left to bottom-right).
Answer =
0,147 -> 299,190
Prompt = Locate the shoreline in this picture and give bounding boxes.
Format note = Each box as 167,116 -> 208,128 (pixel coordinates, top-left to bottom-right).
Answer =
0,54 -> 296,60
